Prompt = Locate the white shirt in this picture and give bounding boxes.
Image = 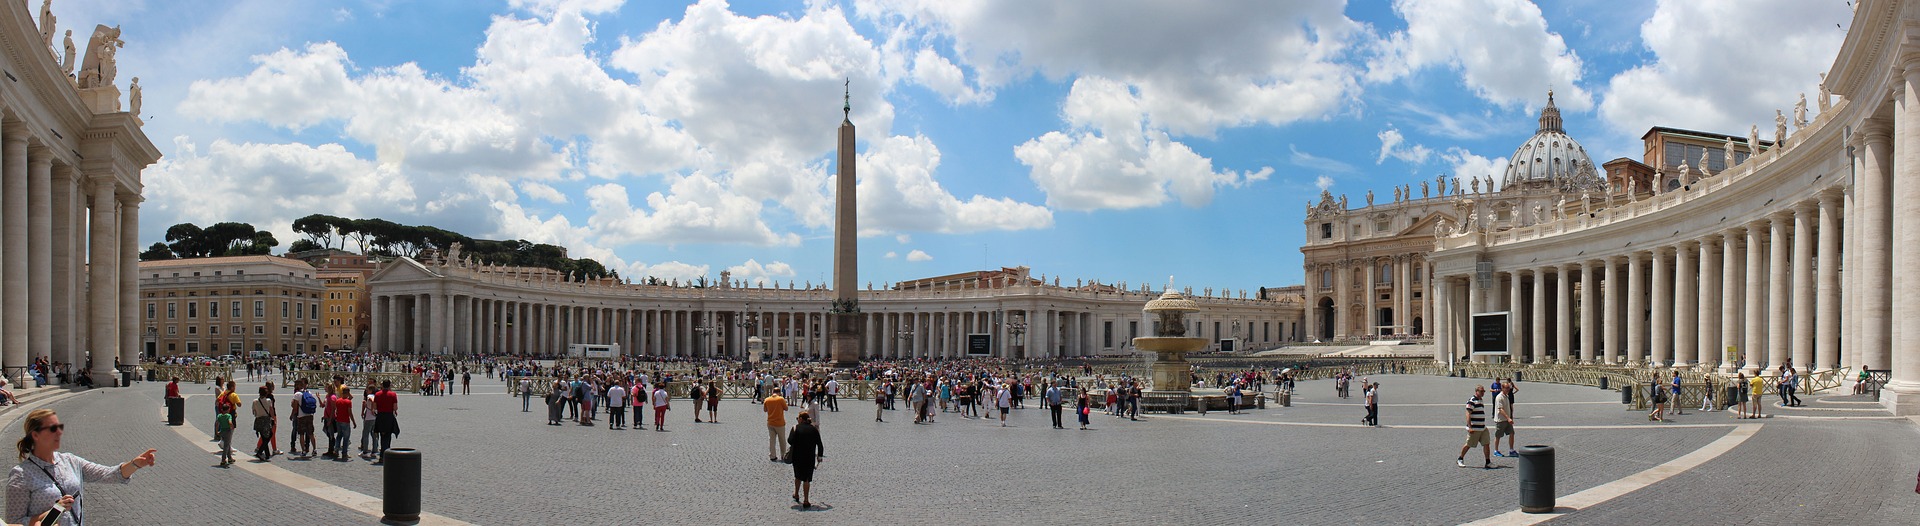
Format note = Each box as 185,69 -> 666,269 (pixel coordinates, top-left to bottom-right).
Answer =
607,385 -> 627,407
826,379 -> 839,395
652,388 -> 669,408
997,388 -> 1012,408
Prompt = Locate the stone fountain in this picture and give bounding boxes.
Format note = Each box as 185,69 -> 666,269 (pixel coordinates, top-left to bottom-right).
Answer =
1135,289 -> 1204,394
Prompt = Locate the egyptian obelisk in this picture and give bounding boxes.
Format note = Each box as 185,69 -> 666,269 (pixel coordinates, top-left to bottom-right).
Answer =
829,81 -> 863,366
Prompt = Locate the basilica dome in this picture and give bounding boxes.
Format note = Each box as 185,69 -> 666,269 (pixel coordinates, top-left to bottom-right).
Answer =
1501,92 -> 1605,193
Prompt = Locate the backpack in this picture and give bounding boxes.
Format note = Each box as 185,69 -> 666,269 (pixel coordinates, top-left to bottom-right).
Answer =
299,391 -> 318,414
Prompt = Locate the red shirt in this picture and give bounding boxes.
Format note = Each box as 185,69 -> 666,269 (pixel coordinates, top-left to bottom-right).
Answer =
332,396 -> 354,424
375,389 -> 399,413
165,381 -> 180,398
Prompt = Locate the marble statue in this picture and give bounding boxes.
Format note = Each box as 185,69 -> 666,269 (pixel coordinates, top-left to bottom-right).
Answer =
39,0 -> 55,48
1436,175 -> 1446,195
60,29 -> 73,76
1470,176 -> 1481,194
1393,186 -> 1402,203
1421,180 -> 1430,198
1697,148 -> 1710,176
1366,190 -> 1374,207
1339,195 -> 1348,209
1556,195 -> 1567,215
1749,125 -> 1761,157
78,25 -> 122,89
1793,93 -> 1809,128
1450,177 -> 1460,196
1774,110 -> 1787,146
1724,136 -> 1738,168
1434,220 -> 1448,239
446,241 -> 463,263
128,77 -> 141,116
1533,205 -> 1545,225
1462,211 -> 1478,233
1818,73 -> 1831,112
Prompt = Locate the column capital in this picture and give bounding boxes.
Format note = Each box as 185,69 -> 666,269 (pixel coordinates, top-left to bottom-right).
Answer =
1,119 -> 26,138
26,143 -> 52,161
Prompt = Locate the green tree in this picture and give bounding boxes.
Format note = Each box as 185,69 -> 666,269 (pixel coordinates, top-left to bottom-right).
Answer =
288,239 -> 320,253
139,242 -> 175,261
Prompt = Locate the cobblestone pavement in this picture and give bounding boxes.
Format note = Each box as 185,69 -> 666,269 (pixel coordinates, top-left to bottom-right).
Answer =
26,373 -> 1920,524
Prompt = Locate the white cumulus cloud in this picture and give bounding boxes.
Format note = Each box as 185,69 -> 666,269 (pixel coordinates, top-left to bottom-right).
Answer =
1376,126 -> 1432,165
905,250 -> 932,262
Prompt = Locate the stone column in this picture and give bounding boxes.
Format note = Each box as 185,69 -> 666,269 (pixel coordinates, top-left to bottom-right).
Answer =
49,165 -> 74,365
1506,271 -> 1523,362
1767,213 -> 1791,372
1626,251 -> 1647,365
1334,261 -> 1351,340
1791,203 -> 1817,370
1817,194 -> 1841,371
1723,228 -> 1746,374
1652,247 -> 1673,366
370,295 -> 385,353
1581,261 -> 1600,363
1681,241 -> 1697,368
1673,243 -> 1695,366
85,177 -> 117,383
27,148 -> 51,364
2,123 -> 27,381
1531,268 -> 1546,362
1889,62 -> 1920,412
1698,237 -> 1721,370
1857,119 -> 1894,373
1554,265 -> 1571,363
1396,257 -> 1410,335
1602,257 -> 1620,364
120,195 -> 139,367
1744,221 -> 1768,374
1435,277 -> 1452,364
1306,267 -> 1321,341
1423,260 -> 1434,337
1362,259 -> 1376,338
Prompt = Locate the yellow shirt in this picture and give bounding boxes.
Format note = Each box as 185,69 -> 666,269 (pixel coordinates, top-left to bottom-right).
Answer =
764,395 -> 787,427
1748,376 -> 1764,396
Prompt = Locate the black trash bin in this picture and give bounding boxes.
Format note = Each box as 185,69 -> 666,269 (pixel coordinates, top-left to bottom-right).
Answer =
1598,376 -> 1609,390
1620,384 -> 1634,405
165,397 -> 185,426
120,370 -> 133,387
146,369 -> 155,382
383,448 -> 422,523
1514,371 -> 1523,383
1517,445 -> 1555,513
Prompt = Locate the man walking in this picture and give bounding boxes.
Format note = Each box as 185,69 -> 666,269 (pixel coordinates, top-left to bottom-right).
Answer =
764,389 -> 789,462
996,381 -> 1013,427
825,378 -> 839,412
372,380 -> 399,464
1045,382 -> 1063,429
1456,384 -> 1492,469
520,377 -> 532,412
291,379 -> 318,459
1492,380 -> 1517,458
1362,382 -> 1379,426
607,382 -> 627,429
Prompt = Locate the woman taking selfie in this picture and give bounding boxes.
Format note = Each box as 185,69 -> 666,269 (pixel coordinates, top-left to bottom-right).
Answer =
6,409 -> 158,525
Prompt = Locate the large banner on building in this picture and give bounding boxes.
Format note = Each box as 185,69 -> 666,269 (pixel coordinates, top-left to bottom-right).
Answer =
1471,312 -> 1509,355
967,334 -> 992,356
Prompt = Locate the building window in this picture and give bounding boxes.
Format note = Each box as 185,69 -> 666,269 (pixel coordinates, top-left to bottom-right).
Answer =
187,326 -> 197,335
1375,219 -> 1390,233
282,301 -> 290,318
1351,224 -> 1361,238
187,302 -> 197,319
282,326 -> 289,335
231,325 -> 242,336
1129,321 -> 1138,340
254,325 -> 265,335
1320,223 -> 1332,239
186,342 -> 199,354
167,326 -> 176,335
1103,321 -> 1113,348
146,303 -> 155,320
167,303 -> 176,319
254,301 -> 265,318
208,301 -> 219,318
210,326 -> 219,335
1321,270 -> 1332,289
1380,263 -> 1393,284
232,301 -> 241,318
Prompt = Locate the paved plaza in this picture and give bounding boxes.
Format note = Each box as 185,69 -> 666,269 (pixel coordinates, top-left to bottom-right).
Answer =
7,373 -> 1917,524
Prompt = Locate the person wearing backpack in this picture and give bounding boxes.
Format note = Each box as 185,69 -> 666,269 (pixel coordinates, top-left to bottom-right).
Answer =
291,379 -> 318,459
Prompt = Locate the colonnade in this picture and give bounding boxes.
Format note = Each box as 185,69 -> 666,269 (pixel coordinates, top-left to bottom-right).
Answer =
0,115 -> 148,385
1434,193 -> 1844,374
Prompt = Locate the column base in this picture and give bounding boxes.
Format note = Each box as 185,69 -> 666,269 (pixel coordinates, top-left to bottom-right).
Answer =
88,371 -> 121,387
1878,381 -> 1920,415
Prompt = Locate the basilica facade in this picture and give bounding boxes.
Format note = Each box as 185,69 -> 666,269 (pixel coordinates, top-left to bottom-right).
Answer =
1302,92 -> 1615,343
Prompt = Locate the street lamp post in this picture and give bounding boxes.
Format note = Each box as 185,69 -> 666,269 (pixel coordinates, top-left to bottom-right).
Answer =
694,323 -> 718,359
896,323 -> 915,359
1006,314 -> 1027,359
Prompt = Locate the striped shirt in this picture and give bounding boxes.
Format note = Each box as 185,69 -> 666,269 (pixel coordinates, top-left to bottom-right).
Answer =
1465,396 -> 1486,430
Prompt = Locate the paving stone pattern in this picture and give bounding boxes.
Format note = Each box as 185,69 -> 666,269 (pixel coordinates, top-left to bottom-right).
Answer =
24,372 -> 1919,524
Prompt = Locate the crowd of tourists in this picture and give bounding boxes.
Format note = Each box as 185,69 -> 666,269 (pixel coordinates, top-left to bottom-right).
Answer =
192,374 -> 402,467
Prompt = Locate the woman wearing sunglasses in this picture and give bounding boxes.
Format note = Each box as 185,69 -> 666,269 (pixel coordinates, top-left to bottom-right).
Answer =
6,409 -> 157,525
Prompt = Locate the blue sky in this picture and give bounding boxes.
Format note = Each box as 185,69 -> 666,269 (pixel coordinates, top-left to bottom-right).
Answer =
61,0 -> 1852,290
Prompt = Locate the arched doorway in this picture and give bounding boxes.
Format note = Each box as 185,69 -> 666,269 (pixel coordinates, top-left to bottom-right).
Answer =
1317,297 -> 1335,340
1411,317 -> 1423,336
